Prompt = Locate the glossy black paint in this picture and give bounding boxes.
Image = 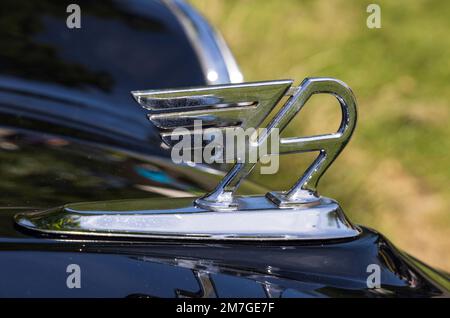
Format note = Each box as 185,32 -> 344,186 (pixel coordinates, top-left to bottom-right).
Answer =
0,210 -> 448,297
0,0 -> 448,298
0,0 -> 235,208
0,128 -> 267,208
0,0 -> 205,153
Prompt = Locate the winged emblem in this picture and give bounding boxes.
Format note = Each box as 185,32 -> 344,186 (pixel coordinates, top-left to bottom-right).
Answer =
15,77 -> 361,240
132,77 -> 357,210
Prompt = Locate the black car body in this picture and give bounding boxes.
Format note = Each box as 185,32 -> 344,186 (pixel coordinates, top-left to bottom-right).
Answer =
0,0 -> 448,298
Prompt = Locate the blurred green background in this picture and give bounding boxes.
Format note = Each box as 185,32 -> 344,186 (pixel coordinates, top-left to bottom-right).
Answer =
190,0 -> 450,271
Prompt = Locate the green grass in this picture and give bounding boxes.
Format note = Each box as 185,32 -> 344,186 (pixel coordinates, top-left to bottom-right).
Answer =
191,0 -> 450,271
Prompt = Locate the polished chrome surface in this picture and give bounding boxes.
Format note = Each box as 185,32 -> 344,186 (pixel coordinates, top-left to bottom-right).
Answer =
133,77 -> 357,210
15,195 -> 360,241
132,80 -> 291,150
266,78 -> 357,207
164,0 -> 243,84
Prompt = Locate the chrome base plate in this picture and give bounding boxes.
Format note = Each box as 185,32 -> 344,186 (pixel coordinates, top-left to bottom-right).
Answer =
15,196 -> 360,241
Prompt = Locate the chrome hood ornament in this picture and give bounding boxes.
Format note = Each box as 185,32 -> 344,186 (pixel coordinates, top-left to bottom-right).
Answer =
15,77 -> 360,241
